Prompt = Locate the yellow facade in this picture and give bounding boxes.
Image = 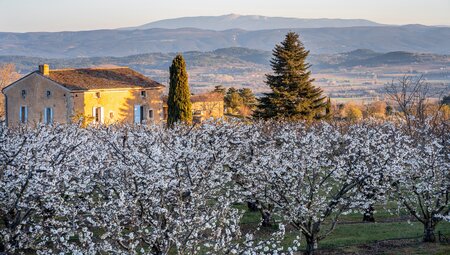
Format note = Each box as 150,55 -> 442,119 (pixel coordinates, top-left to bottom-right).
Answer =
72,88 -> 163,125
192,100 -> 224,122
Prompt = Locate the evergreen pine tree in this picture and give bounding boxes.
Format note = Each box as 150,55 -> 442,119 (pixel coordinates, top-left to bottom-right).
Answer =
254,32 -> 327,120
167,54 -> 192,126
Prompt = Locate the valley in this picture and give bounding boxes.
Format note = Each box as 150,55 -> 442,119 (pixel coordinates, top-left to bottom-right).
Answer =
3,47 -> 449,102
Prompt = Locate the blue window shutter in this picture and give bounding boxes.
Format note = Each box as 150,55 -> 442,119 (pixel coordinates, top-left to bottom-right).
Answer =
25,107 -> 28,123
50,108 -> 53,124
44,108 -> 47,124
134,105 -> 141,124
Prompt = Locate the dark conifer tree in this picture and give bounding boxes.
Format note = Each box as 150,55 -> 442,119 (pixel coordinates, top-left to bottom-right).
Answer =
325,97 -> 332,118
254,32 -> 327,120
167,54 -> 192,127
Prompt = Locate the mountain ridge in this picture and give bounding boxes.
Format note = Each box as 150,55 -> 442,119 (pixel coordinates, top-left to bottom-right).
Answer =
121,14 -> 383,31
1,25 -> 450,58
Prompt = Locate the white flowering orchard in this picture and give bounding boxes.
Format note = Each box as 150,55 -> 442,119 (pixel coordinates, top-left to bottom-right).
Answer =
0,119 -> 448,254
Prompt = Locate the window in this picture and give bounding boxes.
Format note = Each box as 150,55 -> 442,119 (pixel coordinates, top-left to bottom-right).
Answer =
134,105 -> 145,124
46,90 -> 51,98
94,92 -> 101,98
95,108 -> 101,122
44,107 -> 53,124
163,106 -> 168,120
141,91 -> 147,98
19,106 -> 28,123
140,106 -> 144,123
21,90 -> 26,98
93,107 -> 104,124
148,109 -> 154,119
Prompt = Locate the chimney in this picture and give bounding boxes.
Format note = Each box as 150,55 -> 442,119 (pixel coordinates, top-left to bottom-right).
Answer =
39,64 -> 49,76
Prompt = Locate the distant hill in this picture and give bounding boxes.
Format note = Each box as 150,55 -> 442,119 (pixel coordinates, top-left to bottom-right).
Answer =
312,49 -> 450,68
212,47 -> 272,64
3,47 -> 449,75
1,25 -> 450,58
123,14 -> 382,31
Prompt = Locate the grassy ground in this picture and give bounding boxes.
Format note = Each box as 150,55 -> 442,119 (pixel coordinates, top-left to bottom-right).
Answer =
314,239 -> 450,255
236,203 -> 450,254
4,203 -> 448,254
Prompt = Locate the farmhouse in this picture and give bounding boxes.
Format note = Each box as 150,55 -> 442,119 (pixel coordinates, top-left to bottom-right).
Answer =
2,64 -> 165,126
162,92 -> 224,123
191,92 -> 224,122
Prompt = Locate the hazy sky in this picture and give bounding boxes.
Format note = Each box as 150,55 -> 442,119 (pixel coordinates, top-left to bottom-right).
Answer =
1,0 -> 449,32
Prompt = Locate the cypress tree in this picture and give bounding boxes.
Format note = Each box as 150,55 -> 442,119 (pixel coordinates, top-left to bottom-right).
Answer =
167,54 -> 192,126
325,97 -> 332,119
254,32 -> 327,121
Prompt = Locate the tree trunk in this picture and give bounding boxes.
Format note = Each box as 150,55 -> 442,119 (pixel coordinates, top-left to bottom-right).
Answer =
423,221 -> 436,242
261,210 -> 272,227
362,205 -> 375,222
247,201 -> 259,212
304,237 -> 318,255
151,246 -> 164,255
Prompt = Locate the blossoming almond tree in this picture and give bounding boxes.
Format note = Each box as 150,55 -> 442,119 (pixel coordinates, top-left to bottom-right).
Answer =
392,120 -> 450,242
0,125 -> 102,254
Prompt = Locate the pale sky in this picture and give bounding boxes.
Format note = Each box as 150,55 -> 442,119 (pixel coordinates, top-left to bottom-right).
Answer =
0,0 -> 449,32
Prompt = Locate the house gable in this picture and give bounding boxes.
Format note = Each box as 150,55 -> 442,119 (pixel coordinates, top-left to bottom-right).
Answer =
2,72 -> 70,94
3,72 -> 72,126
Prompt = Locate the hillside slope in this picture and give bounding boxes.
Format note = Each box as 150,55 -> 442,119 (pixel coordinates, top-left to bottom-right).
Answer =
1,25 -> 450,58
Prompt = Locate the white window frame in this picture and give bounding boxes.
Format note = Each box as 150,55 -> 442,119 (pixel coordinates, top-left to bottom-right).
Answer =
92,106 -> 104,124
148,108 -> 154,119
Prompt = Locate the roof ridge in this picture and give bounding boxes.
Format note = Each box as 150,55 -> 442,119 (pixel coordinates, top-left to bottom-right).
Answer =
50,66 -> 130,72
46,66 -> 164,90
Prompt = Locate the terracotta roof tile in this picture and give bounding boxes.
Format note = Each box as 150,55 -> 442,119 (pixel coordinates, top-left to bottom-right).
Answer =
45,67 -> 164,91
